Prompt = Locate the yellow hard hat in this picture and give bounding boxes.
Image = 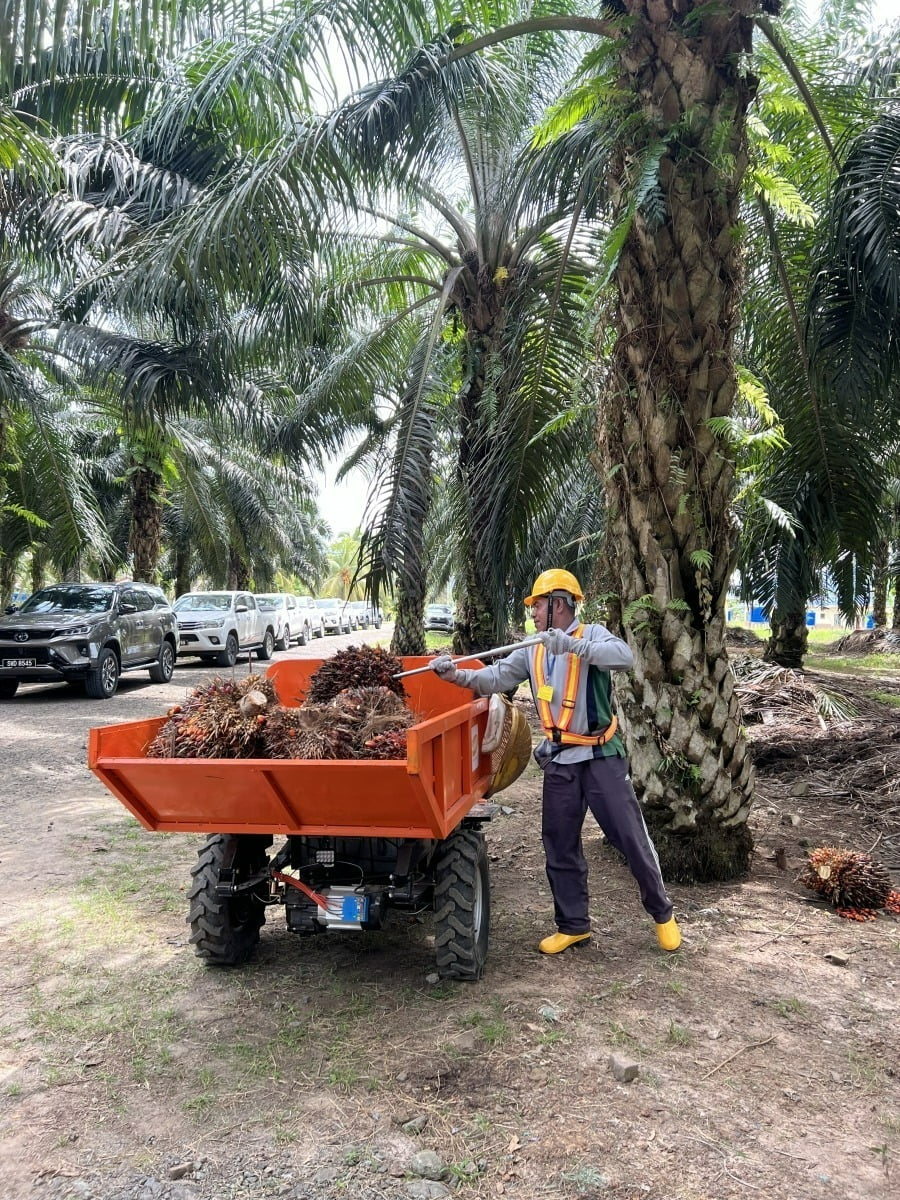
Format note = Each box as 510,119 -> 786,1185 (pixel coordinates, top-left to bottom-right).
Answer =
524,568 -> 584,607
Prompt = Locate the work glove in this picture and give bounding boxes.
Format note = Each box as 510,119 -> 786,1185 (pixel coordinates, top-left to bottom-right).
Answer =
538,628 -> 590,658
431,654 -> 461,683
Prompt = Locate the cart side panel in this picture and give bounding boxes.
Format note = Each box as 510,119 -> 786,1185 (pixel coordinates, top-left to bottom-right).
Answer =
91,757 -> 433,836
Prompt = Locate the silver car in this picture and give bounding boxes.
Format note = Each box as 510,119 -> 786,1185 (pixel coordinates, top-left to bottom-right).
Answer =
313,597 -> 351,635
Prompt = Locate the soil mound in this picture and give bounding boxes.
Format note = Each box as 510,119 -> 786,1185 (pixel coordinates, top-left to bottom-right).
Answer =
725,625 -> 762,647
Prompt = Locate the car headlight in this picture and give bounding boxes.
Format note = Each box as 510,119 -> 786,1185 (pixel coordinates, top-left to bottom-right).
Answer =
57,623 -> 95,637
200,617 -> 226,629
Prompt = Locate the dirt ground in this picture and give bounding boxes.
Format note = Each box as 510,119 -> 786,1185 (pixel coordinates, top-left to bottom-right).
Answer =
0,635 -> 898,1200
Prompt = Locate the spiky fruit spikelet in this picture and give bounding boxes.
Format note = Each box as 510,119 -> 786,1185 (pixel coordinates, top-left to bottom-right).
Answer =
263,704 -> 357,760
306,645 -> 406,704
330,686 -> 415,749
147,674 -> 274,758
799,847 -> 893,912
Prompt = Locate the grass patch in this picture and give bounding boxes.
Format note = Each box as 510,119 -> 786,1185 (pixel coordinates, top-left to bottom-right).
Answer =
807,652 -> 899,673
770,996 -> 810,1020
606,1021 -> 640,1049
867,691 -> 900,708
666,1021 -> 691,1046
461,1005 -> 511,1046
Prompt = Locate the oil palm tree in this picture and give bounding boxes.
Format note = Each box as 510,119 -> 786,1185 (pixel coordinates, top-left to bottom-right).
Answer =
737,13 -> 900,665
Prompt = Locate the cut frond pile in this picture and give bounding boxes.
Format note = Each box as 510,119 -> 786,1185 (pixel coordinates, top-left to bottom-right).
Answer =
828,630 -> 900,655
725,626 -> 763,647
731,657 -> 857,726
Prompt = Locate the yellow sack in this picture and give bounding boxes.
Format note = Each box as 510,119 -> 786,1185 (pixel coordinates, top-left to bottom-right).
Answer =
483,695 -> 532,797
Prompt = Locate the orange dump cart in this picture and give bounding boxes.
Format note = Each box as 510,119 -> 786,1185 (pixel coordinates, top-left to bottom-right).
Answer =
88,657 -> 497,980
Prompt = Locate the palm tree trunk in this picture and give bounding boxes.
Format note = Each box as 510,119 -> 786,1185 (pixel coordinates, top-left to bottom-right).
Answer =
600,2 -> 758,882
128,465 -> 164,583
871,538 -> 889,628
764,610 -> 809,667
0,554 -> 15,608
454,330 -> 509,655
390,493 -> 428,657
30,547 -> 48,594
391,586 -> 427,655
174,544 -> 191,599
228,546 -> 250,590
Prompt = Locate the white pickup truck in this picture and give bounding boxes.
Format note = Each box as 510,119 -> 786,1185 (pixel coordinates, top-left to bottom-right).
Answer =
295,596 -> 326,642
173,590 -> 276,667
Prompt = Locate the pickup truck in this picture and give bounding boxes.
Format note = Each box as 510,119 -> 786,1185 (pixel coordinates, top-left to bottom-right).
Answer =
295,595 -> 326,642
173,590 -> 276,667
312,597 -> 351,635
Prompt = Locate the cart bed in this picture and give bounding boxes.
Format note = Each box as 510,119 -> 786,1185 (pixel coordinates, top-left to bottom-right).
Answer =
88,657 -> 491,840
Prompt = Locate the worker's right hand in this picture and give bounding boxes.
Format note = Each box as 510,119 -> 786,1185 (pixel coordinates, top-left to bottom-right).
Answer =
431,654 -> 460,683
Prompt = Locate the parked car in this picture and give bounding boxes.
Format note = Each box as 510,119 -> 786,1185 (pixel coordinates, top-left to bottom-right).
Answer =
313,597 -> 351,635
424,603 -> 454,634
296,596 -> 326,641
174,591 -> 276,666
0,581 -> 178,700
255,593 -> 306,649
341,600 -> 368,630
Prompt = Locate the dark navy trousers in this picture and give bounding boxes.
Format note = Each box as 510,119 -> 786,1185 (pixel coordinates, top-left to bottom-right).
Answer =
541,755 -> 673,933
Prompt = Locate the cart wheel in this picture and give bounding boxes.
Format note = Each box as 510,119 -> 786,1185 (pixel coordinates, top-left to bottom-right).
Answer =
433,828 -> 490,981
188,834 -> 269,965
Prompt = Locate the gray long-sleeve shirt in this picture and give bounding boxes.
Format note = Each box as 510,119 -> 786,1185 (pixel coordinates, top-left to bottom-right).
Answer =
454,620 -> 633,765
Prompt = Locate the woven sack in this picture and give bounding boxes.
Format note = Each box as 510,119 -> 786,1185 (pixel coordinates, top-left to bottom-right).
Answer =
484,695 -> 532,797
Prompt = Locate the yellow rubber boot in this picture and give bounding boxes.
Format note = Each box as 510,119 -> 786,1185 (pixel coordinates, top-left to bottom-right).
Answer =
655,917 -> 681,951
539,932 -> 591,955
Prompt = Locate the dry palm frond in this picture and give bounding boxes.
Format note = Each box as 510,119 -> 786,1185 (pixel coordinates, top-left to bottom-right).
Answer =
731,658 -> 857,725
829,630 -> 900,654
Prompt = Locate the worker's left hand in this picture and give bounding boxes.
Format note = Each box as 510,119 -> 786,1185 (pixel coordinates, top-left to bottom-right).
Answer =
539,629 -> 590,658
431,654 -> 461,682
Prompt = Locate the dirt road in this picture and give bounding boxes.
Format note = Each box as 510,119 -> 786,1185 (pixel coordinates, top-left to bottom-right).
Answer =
0,634 -> 897,1200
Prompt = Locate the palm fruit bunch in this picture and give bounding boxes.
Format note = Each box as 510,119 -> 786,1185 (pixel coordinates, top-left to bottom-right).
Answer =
330,686 -> 414,746
305,645 -> 406,704
362,729 -> 410,760
799,847 -> 895,919
147,674 -> 278,758
262,703 -> 358,760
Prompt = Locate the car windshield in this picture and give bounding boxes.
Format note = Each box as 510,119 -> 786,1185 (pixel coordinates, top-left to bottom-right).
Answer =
256,596 -> 282,610
19,586 -> 114,615
174,594 -> 232,612
427,605 -> 451,615
314,599 -> 335,609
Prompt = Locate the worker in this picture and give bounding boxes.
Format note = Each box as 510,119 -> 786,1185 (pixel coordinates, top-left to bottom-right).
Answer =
431,569 -> 680,955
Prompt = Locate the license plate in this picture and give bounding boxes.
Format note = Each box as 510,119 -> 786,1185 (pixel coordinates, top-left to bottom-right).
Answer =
2,658 -> 35,668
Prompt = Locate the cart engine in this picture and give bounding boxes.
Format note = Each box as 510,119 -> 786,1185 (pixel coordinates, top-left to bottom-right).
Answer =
279,835 -> 435,934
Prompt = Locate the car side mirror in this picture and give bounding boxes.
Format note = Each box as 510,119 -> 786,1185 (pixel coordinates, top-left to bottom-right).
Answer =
235,604 -> 248,613
119,602 -> 137,614
4,605 -> 17,614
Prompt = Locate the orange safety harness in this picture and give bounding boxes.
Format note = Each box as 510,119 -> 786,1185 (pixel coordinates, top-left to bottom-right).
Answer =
533,624 -> 619,747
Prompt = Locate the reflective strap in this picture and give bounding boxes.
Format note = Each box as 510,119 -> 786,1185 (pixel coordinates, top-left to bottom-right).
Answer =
534,624 -> 586,738
552,713 -> 619,747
